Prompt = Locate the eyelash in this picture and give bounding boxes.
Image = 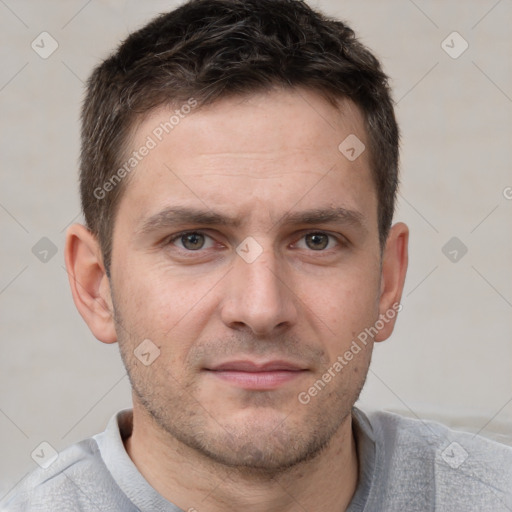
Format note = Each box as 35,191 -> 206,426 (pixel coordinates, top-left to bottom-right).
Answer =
166,230 -> 344,253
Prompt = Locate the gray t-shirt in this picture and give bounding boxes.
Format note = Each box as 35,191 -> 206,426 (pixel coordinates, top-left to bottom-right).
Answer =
2,407 -> 511,511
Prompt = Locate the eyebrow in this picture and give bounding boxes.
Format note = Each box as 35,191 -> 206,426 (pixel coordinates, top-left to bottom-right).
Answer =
136,205 -> 367,236
136,207 -> 241,236
280,207 -> 366,230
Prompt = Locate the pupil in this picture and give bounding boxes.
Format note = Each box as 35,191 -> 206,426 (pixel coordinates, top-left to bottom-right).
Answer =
307,233 -> 328,250
183,233 -> 204,250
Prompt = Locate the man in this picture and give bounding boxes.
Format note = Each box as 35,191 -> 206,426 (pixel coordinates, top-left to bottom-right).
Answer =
2,0 -> 511,510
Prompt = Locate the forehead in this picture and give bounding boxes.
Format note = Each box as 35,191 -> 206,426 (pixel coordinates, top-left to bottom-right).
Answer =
116,88 -> 377,232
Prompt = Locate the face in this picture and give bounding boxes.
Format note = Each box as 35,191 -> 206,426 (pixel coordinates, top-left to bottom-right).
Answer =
109,89 -> 389,471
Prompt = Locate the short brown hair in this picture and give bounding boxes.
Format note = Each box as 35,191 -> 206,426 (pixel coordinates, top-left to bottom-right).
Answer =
80,0 -> 399,275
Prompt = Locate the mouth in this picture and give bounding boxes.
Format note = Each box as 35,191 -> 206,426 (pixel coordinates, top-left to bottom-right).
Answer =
204,360 -> 309,390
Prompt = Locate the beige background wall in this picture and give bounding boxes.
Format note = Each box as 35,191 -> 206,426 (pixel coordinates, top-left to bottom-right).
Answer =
1,0 -> 511,496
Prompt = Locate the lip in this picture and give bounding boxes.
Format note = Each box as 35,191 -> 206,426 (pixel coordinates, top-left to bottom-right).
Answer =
208,360 -> 306,372
205,360 -> 308,390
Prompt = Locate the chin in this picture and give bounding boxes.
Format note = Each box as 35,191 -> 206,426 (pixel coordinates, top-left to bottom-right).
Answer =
182,411 -> 335,472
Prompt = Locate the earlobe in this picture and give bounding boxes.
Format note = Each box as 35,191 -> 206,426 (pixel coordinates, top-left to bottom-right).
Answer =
374,222 -> 409,342
64,224 -> 117,344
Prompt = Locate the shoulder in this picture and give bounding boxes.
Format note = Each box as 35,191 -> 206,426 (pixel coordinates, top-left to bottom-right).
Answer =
359,408 -> 512,510
0,437 -> 132,512
367,408 -> 512,467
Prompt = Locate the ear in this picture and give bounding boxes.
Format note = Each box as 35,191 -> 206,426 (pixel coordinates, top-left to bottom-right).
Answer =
64,223 -> 117,344
374,222 -> 409,342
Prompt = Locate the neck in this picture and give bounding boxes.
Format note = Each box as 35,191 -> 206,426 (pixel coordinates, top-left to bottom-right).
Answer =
124,403 -> 359,512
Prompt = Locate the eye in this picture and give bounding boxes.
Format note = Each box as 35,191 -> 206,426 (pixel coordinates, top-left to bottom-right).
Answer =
295,232 -> 339,251
170,231 -> 215,251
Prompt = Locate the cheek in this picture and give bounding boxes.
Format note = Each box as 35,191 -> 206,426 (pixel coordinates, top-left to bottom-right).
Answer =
304,267 -> 380,332
116,265 -> 217,353
297,270 -> 380,371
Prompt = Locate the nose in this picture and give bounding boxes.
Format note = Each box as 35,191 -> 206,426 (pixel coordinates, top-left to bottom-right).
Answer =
219,247 -> 299,336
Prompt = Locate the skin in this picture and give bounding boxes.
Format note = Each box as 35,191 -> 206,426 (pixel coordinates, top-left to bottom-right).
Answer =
65,87 -> 408,512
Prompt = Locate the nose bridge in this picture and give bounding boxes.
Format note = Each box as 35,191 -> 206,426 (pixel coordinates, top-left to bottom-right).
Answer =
221,243 -> 297,334
242,252 -> 281,305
